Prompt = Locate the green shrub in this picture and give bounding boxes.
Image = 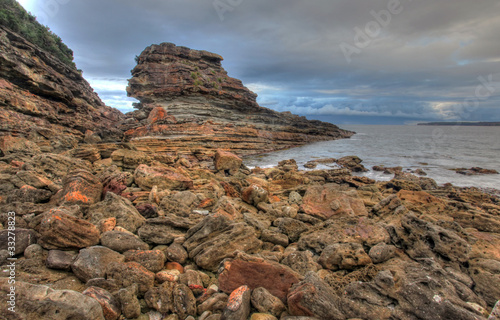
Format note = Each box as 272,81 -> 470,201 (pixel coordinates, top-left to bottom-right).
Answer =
0,0 -> 76,69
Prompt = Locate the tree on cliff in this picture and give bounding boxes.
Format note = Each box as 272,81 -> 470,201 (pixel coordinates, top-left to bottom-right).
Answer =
0,0 -> 76,69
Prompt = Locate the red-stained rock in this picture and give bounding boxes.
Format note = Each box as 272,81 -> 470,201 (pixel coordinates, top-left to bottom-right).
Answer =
166,262 -> 184,274
102,172 -> 133,197
301,184 -> 367,219
221,285 -> 252,320
38,212 -> 100,250
57,169 -> 103,206
82,286 -> 121,320
215,150 -> 243,175
106,261 -> 155,294
219,254 -> 302,303
134,164 -> 193,191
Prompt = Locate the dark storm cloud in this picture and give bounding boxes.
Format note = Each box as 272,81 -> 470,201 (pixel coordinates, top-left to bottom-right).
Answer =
26,0 -> 500,123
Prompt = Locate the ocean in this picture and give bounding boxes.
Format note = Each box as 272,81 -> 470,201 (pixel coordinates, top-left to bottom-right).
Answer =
244,125 -> 500,190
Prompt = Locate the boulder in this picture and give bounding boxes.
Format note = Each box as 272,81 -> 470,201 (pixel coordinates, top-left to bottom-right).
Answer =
0,228 -> 36,255
46,250 -> 75,270
251,287 -> 287,317
137,217 -> 188,245
221,285 -> 252,320
71,246 -> 125,282
219,254 -> 302,302
173,283 -> 197,319
134,164 -> 193,191
56,169 -> 103,205
7,185 -> 52,204
101,230 -> 149,253
124,249 -> 166,273
183,216 -> 262,272
318,242 -> 372,271
145,281 -> 175,314
274,218 -> 308,243
116,285 -> 141,319
215,150 -> 242,175
300,184 -> 368,219
281,251 -> 320,276
88,192 -> 146,233
82,286 -> 121,320
38,212 -> 100,250
106,261 -> 155,295
242,185 -> 269,206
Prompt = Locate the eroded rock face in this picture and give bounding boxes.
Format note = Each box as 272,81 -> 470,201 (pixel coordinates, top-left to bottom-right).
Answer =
123,42 -> 353,156
0,26 -> 123,152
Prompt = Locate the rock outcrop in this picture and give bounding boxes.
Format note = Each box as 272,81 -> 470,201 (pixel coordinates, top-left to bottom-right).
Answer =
0,26 -> 123,154
123,42 -> 353,156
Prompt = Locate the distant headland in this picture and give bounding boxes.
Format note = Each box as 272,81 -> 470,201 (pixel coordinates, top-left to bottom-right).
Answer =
418,121 -> 500,126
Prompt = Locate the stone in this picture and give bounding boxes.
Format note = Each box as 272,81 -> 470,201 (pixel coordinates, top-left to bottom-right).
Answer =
46,250 -> 75,270
85,278 -> 121,293
24,243 -> 44,259
106,261 -> 155,295
71,246 -> 125,282
124,249 -> 166,273
289,191 -> 302,205
110,149 -> 151,170
0,228 -> 36,255
137,218 -> 188,245
251,287 -> 287,317
7,185 -> 53,203
145,281 -> 175,313
101,230 -> 149,253
287,272 -> 344,319
300,184 -> 368,219
198,292 -> 229,315
281,251 -> 320,276
136,203 -> 158,218
116,284 -> 141,319
38,212 -> 100,250
56,169 -> 103,205
88,191 -> 146,233
250,314 -> 278,320
261,229 -> 289,247
165,242 -> 189,264
318,242 -> 372,271
173,283 -> 197,319
82,286 -> 121,320
490,301 -> 500,320
219,254 -> 302,303
215,150 -> 243,175
221,285 -> 252,320
183,216 -> 262,272
179,270 -> 205,294
274,218 -> 308,243
242,184 -> 269,206
469,259 -> 500,308
368,243 -> 396,264
337,155 -> 368,172
134,164 -> 193,191
0,278 -> 105,320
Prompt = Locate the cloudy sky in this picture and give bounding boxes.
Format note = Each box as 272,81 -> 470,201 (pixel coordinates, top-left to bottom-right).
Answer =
18,0 -> 500,124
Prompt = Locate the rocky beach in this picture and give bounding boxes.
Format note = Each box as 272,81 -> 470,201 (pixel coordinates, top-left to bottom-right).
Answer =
1,7 -> 500,320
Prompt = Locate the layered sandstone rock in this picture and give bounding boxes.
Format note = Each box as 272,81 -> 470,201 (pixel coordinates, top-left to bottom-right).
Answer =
124,42 -> 353,156
0,26 -> 123,153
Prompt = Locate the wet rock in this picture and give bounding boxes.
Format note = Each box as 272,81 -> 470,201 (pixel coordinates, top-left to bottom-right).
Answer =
368,243 -> 396,264
184,216 -> 262,272
242,184 -> 269,206
101,230 -> 149,253
134,164 -> 193,191
89,191 -> 146,233
274,218 -> 308,243
251,287 -> 287,317
452,167 -> 499,176
337,155 -> 368,172
173,283 -> 197,319
300,184 -> 368,219
56,169 -> 103,205
71,246 -> 125,282
124,249 -> 166,272
318,242 -> 372,271
219,254 -> 302,302
287,272 -> 344,319
38,212 -> 100,250
82,286 -> 121,320
106,261 -> 155,295
116,284 -> 141,319
215,150 -> 243,175
0,228 -> 36,255
0,278 -> 105,320
221,285 -> 252,320
145,281 -> 175,313
46,250 -> 75,270
391,172 -> 438,191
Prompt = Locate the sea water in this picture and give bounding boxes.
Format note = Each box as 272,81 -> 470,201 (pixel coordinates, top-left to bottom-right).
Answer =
244,125 -> 500,190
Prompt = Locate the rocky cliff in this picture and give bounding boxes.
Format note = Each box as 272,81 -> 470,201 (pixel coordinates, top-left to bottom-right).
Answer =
124,42 -> 353,156
0,26 -> 123,155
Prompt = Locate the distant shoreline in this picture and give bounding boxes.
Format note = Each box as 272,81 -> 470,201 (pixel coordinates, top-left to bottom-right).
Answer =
417,121 -> 500,126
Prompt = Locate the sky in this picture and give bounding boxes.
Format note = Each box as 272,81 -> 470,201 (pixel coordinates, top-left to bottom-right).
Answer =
17,0 -> 500,125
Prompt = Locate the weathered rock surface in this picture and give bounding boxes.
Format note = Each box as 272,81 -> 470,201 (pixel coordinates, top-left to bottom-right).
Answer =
71,246 -> 125,282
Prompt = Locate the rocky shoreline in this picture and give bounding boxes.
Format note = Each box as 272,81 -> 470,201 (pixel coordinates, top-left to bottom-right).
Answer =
1,146 -> 500,320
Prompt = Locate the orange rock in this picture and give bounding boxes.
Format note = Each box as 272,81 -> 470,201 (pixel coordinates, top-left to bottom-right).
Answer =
166,262 -> 184,274
98,217 -> 117,233
57,170 -> 103,206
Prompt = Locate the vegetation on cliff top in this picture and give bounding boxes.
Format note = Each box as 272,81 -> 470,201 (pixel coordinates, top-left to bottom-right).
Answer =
0,0 -> 76,69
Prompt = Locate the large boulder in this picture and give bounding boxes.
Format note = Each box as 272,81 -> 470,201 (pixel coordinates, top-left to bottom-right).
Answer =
134,164 -> 193,191
71,246 -> 125,282
38,212 -> 100,250
56,169 -> 103,206
88,192 -> 145,233
215,150 -> 242,175
300,184 -> 368,219
183,216 -> 262,272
